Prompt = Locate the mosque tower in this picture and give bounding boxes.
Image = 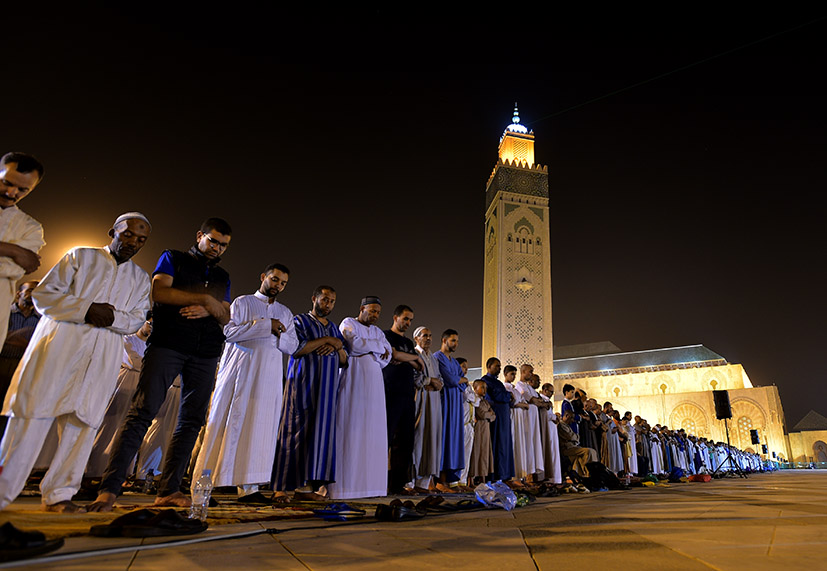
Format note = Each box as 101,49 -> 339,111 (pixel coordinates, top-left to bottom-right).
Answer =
482,105 -> 553,380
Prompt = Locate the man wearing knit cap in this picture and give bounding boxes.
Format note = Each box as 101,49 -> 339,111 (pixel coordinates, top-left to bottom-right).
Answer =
327,296 -> 392,499
0,213 -> 151,512
411,326 -> 443,491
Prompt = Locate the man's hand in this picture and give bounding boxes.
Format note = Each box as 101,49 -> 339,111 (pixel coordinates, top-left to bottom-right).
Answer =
313,336 -> 343,355
459,376 -> 469,385
7,244 -> 41,274
325,336 -> 343,351
515,402 -> 530,410
314,343 -> 336,356
428,377 -> 444,391
85,303 -> 115,327
204,297 -> 229,321
180,305 -> 210,319
411,355 -> 424,372
271,318 -> 286,337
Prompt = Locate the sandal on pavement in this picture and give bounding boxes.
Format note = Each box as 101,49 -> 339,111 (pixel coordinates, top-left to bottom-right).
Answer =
121,509 -> 208,537
375,504 -> 424,522
312,503 -> 366,519
90,508 -> 161,537
0,522 -> 64,563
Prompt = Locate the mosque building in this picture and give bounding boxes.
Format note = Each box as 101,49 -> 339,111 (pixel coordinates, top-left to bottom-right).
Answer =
479,107 -> 791,461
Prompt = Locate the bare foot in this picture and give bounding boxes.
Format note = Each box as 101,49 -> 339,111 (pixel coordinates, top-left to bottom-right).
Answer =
154,491 -> 191,507
271,491 -> 291,504
435,483 -> 459,494
86,491 -> 117,513
43,500 -> 85,513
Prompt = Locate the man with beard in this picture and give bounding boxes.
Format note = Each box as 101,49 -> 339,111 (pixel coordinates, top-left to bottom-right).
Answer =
381,305 -> 423,494
0,213 -> 151,512
92,218 -> 232,512
0,153 -> 45,350
193,263 -> 299,500
481,357 -> 514,482
435,329 -> 468,490
272,286 -> 347,500
558,410 -> 598,478
410,326 -> 443,492
0,281 -> 40,437
328,297 -> 392,500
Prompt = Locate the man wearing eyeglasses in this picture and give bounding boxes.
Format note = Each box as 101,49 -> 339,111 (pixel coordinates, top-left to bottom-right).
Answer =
91,218 -> 232,512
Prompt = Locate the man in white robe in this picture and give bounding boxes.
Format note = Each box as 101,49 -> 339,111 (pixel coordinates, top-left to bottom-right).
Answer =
0,153 -> 45,349
411,327 -> 443,492
0,213 -> 151,512
457,358 -> 477,487
514,364 -> 544,482
328,296 -> 391,500
193,263 -> 298,499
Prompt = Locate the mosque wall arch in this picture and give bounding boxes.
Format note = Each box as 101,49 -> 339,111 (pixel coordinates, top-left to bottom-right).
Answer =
652,373 -> 674,395
730,398 -> 767,451
669,402 -> 710,437
813,441 -> 827,463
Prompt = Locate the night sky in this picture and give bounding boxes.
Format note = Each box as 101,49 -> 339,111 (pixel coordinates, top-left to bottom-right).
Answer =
5,10 -> 826,427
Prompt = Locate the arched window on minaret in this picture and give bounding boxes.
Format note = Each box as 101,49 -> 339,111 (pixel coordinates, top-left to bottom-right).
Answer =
516,227 -> 534,254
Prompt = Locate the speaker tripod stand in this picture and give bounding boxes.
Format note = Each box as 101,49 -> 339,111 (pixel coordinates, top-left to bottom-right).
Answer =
712,418 -> 747,479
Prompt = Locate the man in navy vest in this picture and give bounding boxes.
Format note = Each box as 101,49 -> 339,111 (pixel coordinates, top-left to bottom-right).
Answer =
91,218 -> 232,511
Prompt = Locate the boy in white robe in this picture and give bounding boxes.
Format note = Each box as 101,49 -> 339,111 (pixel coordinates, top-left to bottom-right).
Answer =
0,213 -> 151,512
538,380 -> 562,484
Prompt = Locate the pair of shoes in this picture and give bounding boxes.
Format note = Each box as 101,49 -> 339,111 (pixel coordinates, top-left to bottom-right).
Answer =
416,495 -> 456,512
536,484 -> 559,497
90,508 -> 208,537
0,522 -> 64,563
375,502 -> 424,522
312,503 -> 366,521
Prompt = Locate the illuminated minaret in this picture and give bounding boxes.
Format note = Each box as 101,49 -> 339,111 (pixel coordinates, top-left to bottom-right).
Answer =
482,105 -> 553,380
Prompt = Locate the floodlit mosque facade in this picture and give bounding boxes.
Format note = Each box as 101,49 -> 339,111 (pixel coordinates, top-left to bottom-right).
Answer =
479,107 -> 791,461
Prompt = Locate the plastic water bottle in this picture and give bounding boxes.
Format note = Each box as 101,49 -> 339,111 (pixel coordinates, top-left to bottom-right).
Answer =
142,468 -> 155,494
189,469 -> 213,521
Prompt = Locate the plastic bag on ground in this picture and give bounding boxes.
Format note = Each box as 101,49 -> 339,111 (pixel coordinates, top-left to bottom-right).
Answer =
474,481 -> 518,511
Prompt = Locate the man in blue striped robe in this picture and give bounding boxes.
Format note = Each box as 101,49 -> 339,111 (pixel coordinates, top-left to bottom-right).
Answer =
271,286 -> 347,500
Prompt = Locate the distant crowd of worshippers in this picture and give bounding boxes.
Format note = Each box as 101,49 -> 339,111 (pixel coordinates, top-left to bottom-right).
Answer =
0,151 -> 761,514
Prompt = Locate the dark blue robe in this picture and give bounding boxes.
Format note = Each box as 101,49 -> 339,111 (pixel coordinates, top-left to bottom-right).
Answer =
436,351 -> 465,481
483,373 -> 515,481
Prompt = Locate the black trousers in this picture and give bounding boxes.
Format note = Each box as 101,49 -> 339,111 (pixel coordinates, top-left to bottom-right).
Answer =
100,345 -> 218,497
385,393 -> 415,493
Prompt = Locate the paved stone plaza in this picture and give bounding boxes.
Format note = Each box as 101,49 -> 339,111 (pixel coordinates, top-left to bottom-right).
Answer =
1,470 -> 825,570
